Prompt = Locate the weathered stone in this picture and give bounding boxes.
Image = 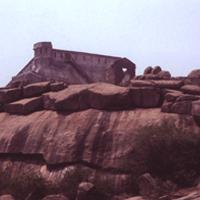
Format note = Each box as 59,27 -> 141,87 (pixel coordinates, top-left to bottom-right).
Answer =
50,82 -> 67,92
161,101 -> 173,113
144,74 -> 160,80
0,107 -> 199,196
0,88 -> 22,104
171,101 -> 192,115
152,66 -> 162,74
42,194 -> 69,200
138,173 -> 158,199
176,94 -> 199,102
192,100 -> 200,117
44,83 -> 132,111
153,80 -> 183,89
130,80 -> 155,87
23,81 -> 50,98
185,78 -> 200,86
52,84 -> 91,111
88,83 -> 131,110
158,70 -> 171,80
185,69 -> 200,85
0,195 -> 15,200
130,87 -> 161,108
188,69 -> 200,79
76,182 -> 107,200
143,66 -> 153,75
181,85 -> 200,95
165,91 -> 183,102
4,96 -> 43,115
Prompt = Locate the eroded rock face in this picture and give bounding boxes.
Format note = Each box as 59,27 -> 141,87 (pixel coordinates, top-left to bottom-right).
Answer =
0,108 -> 199,194
0,81 -> 200,199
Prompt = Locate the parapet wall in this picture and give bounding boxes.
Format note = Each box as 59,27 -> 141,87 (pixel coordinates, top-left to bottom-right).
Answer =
33,41 -> 120,67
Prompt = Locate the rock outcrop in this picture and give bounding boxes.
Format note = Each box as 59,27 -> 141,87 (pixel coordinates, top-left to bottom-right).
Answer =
1,80 -> 200,199
2,64 -> 200,200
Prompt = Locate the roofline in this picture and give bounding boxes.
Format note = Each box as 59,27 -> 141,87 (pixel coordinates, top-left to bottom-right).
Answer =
53,48 -> 122,60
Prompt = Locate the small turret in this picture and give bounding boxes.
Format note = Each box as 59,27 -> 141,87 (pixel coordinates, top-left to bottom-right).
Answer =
33,42 -> 52,58
33,42 -> 52,65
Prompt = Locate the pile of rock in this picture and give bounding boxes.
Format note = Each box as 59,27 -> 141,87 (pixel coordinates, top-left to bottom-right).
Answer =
0,81 -> 67,114
0,82 -> 163,115
136,66 -> 171,80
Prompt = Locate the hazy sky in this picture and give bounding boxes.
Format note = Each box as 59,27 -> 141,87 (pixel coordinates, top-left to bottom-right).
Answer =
0,0 -> 200,86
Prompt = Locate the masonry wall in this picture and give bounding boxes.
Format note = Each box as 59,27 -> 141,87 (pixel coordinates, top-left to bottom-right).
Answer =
51,49 -> 120,67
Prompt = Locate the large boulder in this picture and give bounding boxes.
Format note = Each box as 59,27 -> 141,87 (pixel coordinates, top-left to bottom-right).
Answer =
164,90 -> 183,102
170,101 -> 192,115
44,83 -> 132,111
162,92 -> 199,115
188,69 -> 200,79
185,69 -> 200,85
23,81 -> 50,98
157,70 -> 171,80
88,83 -> 131,110
44,84 -> 91,111
153,80 -> 183,90
4,96 -> 43,115
130,87 -> 161,108
152,66 -> 162,74
143,66 -> 153,75
140,66 -> 171,80
181,85 -> 200,95
130,80 -> 155,87
0,88 -> 22,104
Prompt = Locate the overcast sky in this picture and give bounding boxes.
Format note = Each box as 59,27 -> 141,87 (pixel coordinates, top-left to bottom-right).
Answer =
0,0 -> 200,86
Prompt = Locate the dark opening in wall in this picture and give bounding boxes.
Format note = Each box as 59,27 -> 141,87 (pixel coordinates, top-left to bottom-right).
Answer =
112,58 -> 136,84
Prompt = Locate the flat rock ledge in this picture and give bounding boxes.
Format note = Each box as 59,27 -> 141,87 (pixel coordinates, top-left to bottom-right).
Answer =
1,81 -> 200,126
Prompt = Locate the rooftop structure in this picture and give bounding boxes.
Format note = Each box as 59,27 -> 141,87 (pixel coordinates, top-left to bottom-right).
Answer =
8,42 -> 136,87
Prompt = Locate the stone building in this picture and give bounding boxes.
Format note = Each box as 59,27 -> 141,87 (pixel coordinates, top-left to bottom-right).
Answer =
8,42 -> 136,87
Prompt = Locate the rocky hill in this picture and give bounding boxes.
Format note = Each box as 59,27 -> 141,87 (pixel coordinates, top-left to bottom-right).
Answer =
1,66 -> 200,199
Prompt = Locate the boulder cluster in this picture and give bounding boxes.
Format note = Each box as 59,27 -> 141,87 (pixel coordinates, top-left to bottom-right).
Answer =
136,66 -> 171,80
1,69 -> 200,126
